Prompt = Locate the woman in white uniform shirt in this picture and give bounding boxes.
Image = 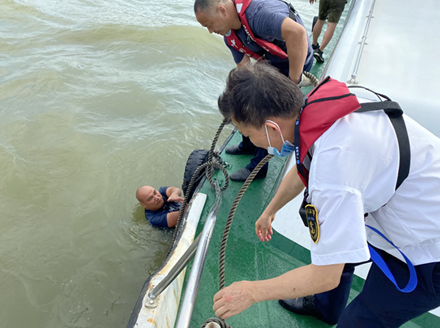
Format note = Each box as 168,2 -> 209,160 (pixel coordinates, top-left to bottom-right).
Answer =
212,62 -> 440,327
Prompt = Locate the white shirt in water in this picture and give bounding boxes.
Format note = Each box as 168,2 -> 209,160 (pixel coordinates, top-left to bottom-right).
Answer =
307,93 -> 440,266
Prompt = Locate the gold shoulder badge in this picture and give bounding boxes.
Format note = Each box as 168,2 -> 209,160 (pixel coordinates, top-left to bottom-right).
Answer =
305,204 -> 320,244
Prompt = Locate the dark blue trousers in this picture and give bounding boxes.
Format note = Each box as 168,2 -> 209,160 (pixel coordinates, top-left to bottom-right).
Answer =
239,136 -> 268,173
314,248 -> 440,327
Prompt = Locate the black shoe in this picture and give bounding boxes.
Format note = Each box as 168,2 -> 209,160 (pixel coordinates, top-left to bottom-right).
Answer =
229,167 -> 267,182
225,144 -> 255,155
313,49 -> 324,63
312,42 -> 320,51
279,295 -> 323,320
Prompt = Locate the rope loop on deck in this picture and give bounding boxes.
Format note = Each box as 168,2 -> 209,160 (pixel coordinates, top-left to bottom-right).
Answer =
201,317 -> 232,328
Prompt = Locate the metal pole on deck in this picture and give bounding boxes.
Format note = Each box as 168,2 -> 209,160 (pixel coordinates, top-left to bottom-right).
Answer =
349,0 -> 376,84
175,182 -> 222,328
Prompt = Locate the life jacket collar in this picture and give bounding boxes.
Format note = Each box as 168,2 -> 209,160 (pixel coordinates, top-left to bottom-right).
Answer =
294,76 -> 361,186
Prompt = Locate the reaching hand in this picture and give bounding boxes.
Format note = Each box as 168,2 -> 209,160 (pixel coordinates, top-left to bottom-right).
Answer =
167,193 -> 184,203
213,281 -> 256,319
255,212 -> 275,242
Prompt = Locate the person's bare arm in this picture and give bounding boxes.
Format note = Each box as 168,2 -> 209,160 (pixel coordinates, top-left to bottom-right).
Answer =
237,55 -> 250,69
166,210 -> 180,228
166,187 -> 184,203
281,17 -> 308,84
213,263 -> 344,319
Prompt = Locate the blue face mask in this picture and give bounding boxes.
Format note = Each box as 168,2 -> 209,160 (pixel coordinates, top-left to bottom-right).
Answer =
265,120 -> 295,157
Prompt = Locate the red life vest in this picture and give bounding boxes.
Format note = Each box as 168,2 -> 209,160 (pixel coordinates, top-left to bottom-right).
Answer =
225,0 -> 288,61
295,76 -> 361,186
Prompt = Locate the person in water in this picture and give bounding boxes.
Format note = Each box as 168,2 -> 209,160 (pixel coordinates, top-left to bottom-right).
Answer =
212,62 -> 440,326
136,186 -> 183,228
309,0 -> 347,63
194,0 -> 313,182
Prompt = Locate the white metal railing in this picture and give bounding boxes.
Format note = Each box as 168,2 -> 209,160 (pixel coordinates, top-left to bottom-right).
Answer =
175,182 -> 222,328
348,0 -> 376,84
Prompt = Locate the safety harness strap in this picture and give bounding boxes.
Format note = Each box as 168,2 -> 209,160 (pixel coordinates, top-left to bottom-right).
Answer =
357,100 -> 416,293
357,101 -> 411,190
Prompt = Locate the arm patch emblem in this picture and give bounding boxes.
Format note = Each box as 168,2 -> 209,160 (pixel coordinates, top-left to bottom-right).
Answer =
305,204 -> 320,244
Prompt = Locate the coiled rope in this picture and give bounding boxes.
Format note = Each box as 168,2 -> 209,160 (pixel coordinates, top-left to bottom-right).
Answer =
201,317 -> 231,328
168,120 -> 230,255
299,71 -> 319,88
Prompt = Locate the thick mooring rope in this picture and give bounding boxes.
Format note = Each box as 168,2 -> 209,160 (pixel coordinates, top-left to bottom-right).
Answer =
206,119 -> 228,185
164,118 -> 274,327
168,120 -> 230,256
202,153 -> 274,328
299,71 -> 319,88
218,154 -> 273,289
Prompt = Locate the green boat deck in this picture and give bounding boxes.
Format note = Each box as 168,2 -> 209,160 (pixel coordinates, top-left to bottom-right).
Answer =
178,3 -> 440,325
181,131 -> 440,328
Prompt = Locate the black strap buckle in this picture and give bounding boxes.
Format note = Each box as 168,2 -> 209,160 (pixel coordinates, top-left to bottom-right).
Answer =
299,188 -> 309,227
283,1 -> 297,22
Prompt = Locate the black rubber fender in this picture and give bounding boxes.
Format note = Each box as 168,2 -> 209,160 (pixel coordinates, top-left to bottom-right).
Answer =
181,149 -> 210,199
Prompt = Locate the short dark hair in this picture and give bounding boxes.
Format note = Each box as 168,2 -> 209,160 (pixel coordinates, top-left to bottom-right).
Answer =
218,62 -> 304,128
194,0 -> 226,14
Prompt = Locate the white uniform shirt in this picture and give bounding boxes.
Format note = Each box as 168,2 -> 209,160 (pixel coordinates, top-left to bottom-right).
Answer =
307,94 -> 440,266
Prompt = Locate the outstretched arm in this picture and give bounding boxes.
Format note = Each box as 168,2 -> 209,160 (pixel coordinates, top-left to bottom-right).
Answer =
166,186 -> 184,203
213,262 -> 344,319
281,17 -> 309,84
256,164 -> 304,241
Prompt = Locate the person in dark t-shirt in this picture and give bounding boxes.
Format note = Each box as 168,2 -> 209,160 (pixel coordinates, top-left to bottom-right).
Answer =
194,0 -> 313,182
136,185 -> 183,228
